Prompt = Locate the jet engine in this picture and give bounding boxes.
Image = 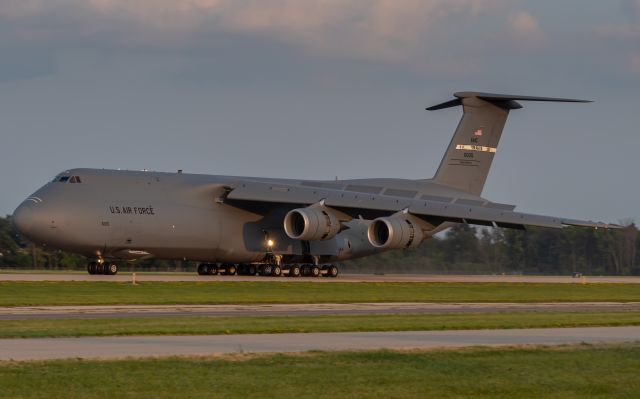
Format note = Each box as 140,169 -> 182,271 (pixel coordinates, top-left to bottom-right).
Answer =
283,205 -> 341,241
367,214 -> 425,249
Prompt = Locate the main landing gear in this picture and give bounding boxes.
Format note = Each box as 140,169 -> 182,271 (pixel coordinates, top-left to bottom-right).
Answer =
87,261 -> 118,275
196,263 -> 339,278
197,263 -> 237,276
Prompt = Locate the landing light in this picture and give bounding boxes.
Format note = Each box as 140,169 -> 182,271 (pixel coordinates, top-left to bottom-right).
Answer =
267,239 -> 275,248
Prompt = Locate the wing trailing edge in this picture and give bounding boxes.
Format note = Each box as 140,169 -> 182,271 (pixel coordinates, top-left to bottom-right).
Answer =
225,180 -> 619,231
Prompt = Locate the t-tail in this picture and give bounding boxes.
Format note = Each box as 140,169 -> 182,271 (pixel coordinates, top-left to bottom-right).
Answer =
428,92 -> 591,196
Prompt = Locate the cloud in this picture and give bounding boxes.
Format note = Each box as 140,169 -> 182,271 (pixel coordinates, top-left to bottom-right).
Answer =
494,10 -> 545,53
10,1 -> 609,85
0,1 -> 533,63
213,0 -> 492,63
594,0 -> 640,75
0,0 -> 48,18
78,0 -> 514,65
629,54 -> 640,75
596,24 -> 640,42
507,11 -> 544,39
622,0 -> 640,20
596,0 -> 640,39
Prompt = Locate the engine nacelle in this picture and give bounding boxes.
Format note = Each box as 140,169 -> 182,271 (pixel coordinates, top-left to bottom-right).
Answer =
367,214 -> 425,250
283,205 -> 341,241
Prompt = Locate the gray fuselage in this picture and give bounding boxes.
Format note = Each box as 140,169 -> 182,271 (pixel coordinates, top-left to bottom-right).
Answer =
12,168 -> 474,264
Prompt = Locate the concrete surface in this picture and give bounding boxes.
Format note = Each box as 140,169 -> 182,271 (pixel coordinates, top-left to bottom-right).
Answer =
2,272 -> 639,283
1,302 -> 639,320
1,326 -> 638,361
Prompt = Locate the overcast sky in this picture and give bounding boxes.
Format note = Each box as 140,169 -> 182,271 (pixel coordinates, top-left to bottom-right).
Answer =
1,0 -> 639,224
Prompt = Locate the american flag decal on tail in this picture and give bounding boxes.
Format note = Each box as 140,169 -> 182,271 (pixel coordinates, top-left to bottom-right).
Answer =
474,129 -> 483,136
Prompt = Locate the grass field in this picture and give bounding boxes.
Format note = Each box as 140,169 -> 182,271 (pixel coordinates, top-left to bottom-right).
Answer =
2,281 -> 640,306
1,311 -> 640,338
1,344 -> 638,398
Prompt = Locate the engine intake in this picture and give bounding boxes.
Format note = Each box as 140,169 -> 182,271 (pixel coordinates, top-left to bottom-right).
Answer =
284,206 -> 341,241
367,215 -> 424,249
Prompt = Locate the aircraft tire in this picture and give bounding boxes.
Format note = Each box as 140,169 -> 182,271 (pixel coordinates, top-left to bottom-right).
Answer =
106,263 -> 118,275
87,262 -> 95,275
328,265 -> 339,278
248,264 -> 257,276
96,263 -> 105,275
272,265 -> 282,277
197,264 -> 207,275
289,265 -> 301,277
261,265 -> 273,276
227,264 -> 237,275
207,264 -> 218,275
311,265 -> 320,277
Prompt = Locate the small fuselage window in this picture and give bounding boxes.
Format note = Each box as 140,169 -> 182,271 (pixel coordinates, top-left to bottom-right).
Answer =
69,176 -> 82,183
58,176 -> 70,183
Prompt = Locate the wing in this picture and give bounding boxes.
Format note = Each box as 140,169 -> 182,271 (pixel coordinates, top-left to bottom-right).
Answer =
224,179 -> 618,230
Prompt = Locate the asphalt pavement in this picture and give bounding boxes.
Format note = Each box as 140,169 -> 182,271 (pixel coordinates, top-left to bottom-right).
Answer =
1,326 -> 638,361
2,272 -> 639,283
1,302 -> 639,320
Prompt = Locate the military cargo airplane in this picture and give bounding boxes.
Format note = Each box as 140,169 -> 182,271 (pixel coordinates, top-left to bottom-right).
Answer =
12,92 -> 618,277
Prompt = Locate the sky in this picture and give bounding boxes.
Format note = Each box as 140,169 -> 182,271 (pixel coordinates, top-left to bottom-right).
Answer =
0,0 -> 639,224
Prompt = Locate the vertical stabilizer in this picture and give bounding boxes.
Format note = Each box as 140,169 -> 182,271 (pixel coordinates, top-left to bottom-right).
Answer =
428,92 -> 590,196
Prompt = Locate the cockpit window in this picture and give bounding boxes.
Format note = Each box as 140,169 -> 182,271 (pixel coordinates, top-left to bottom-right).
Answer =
55,175 -> 82,183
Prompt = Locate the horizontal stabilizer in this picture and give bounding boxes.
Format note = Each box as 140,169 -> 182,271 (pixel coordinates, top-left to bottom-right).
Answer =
427,92 -> 591,111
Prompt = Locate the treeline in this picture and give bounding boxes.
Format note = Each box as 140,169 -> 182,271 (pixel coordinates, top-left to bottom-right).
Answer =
345,223 -> 639,275
1,216 -> 638,275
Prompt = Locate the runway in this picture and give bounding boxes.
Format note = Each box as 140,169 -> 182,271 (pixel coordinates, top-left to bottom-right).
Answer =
1,302 -> 639,320
2,272 -> 639,283
1,326 -> 638,361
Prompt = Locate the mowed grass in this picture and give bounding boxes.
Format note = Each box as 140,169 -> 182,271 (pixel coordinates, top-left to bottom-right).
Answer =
1,345 -> 639,399
2,311 -> 640,338
1,281 -> 640,306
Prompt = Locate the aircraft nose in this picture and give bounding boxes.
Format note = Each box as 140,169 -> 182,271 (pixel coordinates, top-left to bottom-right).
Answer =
12,202 -> 34,236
